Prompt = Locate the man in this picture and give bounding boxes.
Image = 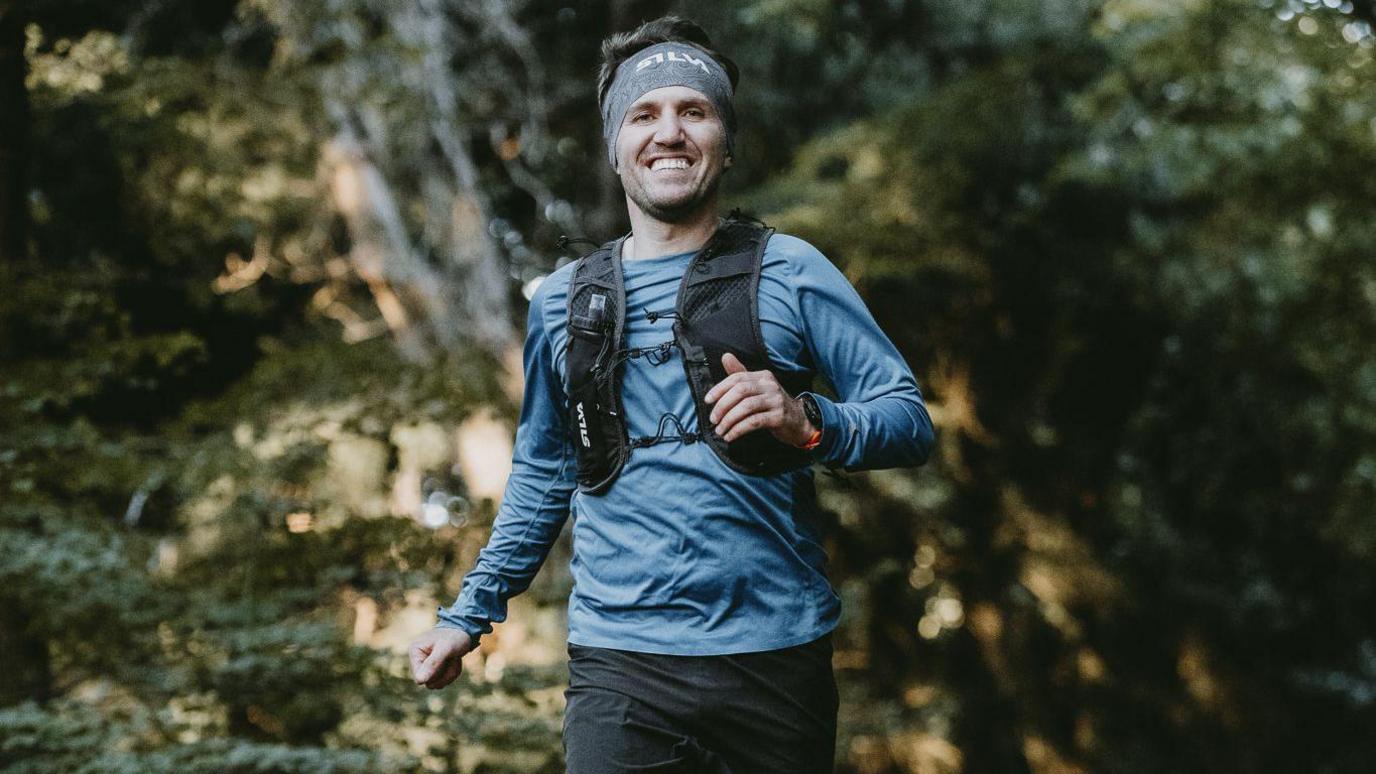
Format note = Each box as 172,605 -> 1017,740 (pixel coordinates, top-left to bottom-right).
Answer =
408,16 -> 935,773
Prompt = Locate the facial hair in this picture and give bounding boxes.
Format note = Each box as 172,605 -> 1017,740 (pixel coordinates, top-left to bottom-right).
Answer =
622,166 -> 723,224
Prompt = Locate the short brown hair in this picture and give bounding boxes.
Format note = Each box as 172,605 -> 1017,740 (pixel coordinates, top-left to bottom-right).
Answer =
596,16 -> 740,109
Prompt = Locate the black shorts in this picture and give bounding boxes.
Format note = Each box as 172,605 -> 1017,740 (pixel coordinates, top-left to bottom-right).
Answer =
562,632 -> 838,773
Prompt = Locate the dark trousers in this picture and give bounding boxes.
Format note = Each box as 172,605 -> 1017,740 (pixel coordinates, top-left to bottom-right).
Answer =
562,632 -> 838,773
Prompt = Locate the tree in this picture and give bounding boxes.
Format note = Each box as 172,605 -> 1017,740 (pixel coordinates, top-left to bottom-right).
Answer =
0,1 -> 28,263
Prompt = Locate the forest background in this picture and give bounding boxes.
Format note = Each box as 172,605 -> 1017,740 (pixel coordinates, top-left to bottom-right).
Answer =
2,0 -> 1374,772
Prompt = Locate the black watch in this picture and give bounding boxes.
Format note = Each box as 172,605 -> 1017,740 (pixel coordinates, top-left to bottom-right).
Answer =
799,393 -> 824,432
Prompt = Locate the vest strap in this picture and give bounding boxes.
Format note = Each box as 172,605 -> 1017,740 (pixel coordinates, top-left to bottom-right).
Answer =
565,216 -> 815,494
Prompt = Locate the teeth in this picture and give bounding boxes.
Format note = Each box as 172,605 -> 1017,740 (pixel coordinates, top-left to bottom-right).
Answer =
650,158 -> 690,170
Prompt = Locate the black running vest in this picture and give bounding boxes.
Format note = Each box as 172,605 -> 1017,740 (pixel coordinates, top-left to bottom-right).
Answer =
564,217 -> 814,495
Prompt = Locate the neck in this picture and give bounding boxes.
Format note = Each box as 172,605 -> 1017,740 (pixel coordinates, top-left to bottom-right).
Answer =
622,198 -> 720,261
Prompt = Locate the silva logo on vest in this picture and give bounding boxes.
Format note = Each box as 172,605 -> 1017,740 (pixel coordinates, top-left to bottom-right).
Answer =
576,401 -> 591,448
634,49 -> 710,75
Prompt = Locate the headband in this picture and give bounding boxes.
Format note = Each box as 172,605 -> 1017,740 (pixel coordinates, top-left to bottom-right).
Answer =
600,41 -> 736,170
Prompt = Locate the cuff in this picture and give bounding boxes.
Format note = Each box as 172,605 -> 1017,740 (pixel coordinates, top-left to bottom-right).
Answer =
798,391 -> 844,466
435,607 -> 489,648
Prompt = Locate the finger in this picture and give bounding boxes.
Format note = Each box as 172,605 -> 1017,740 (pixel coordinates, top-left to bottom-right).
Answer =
426,656 -> 464,690
410,643 -> 432,683
715,394 -> 775,438
414,661 -> 435,684
706,357 -> 774,404
723,410 -> 777,443
704,371 -> 746,405
426,647 -> 465,688
721,352 -> 748,375
417,644 -> 449,684
708,378 -> 761,423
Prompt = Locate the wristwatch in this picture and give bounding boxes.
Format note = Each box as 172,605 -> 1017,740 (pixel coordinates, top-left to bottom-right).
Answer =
796,393 -> 824,450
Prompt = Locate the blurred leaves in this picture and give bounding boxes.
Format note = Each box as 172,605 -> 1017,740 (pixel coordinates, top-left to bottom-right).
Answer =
3,0 -> 1376,772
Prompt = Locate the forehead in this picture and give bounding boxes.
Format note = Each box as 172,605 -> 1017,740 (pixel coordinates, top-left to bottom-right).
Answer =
626,85 -> 714,111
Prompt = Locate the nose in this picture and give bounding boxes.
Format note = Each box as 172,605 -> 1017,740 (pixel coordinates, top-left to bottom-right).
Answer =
651,113 -> 686,146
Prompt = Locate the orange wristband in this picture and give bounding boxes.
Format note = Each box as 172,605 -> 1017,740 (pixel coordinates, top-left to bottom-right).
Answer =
796,428 -> 823,450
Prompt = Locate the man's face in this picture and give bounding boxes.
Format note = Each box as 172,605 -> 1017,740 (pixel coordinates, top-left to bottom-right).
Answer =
614,85 -> 731,224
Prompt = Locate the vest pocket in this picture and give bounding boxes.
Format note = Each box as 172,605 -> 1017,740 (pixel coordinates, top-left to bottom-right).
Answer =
567,304 -> 616,484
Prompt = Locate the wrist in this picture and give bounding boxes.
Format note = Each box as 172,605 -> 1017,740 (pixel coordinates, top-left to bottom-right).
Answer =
794,394 -> 824,449
435,620 -> 481,652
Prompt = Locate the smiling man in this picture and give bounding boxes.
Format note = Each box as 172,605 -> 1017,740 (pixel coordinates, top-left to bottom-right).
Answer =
617,85 -> 728,226
408,16 -> 936,773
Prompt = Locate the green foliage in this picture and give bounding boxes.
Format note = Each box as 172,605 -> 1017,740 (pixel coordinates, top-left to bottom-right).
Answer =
6,0 -> 1376,771
742,0 -> 1376,770
0,699 -> 384,773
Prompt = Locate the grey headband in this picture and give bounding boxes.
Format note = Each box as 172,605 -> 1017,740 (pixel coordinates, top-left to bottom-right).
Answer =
600,41 -> 735,170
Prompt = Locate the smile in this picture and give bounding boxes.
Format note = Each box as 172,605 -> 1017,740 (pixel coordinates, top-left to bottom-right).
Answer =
649,157 -> 692,171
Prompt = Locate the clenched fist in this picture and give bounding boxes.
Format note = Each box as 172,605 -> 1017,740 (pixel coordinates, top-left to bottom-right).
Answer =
704,352 -> 817,445
408,627 -> 474,690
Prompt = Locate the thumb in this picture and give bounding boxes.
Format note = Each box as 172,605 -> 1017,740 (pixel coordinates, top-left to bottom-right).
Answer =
418,644 -> 449,683
409,640 -> 432,681
721,352 -> 747,375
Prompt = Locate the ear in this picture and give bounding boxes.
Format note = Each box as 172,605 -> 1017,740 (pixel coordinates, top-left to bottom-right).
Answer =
724,154 -> 734,169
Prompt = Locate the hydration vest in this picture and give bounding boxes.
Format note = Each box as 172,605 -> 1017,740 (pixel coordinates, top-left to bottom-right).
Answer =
564,216 -> 815,495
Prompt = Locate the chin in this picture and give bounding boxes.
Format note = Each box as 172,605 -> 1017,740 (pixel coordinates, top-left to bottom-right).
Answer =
638,198 -> 710,224
630,184 -> 720,224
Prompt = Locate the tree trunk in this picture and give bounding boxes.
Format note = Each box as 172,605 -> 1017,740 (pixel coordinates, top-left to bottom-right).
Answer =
590,0 -> 633,239
948,442 -> 1034,773
0,606 -> 52,706
322,120 -> 438,363
410,0 -> 516,360
0,0 -> 29,263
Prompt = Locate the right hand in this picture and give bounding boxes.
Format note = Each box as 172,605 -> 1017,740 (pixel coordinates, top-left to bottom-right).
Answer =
408,627 -> 474,690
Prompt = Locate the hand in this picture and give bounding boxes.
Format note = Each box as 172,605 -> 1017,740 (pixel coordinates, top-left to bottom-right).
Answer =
703,352 -> 817,445
408,627 -> 474,690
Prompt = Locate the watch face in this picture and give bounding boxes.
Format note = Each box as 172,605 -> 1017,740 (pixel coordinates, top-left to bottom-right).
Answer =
803,395 -> 823,427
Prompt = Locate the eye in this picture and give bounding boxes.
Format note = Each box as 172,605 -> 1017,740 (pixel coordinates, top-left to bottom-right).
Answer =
683,107 -> 706,119
629,111 -> 653,124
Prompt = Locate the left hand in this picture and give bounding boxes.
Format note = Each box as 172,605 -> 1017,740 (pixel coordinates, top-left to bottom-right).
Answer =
704,352 -> 817,445
408,628 -> 473,690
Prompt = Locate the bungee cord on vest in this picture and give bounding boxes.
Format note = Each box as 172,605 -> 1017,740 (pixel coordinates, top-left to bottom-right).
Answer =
628,411 -> 702,449
591,337 -> 699,448
564,216 -> 816,491
642,307 -> 678,324
581,308 -> 680,396
592,340 -> 678,396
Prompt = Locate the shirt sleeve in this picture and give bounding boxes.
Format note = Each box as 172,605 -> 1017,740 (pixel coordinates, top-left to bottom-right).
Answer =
788,241 -> 936,472
435,283 -> 577,645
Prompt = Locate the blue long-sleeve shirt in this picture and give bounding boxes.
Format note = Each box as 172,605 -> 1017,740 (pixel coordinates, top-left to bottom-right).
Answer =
437,233 -> 934,656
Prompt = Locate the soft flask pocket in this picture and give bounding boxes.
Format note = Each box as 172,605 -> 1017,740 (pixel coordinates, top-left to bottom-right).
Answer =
566,292 -> 616,483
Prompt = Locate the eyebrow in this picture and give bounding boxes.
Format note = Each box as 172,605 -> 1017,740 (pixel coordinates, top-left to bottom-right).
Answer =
625,96 -> 713,116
